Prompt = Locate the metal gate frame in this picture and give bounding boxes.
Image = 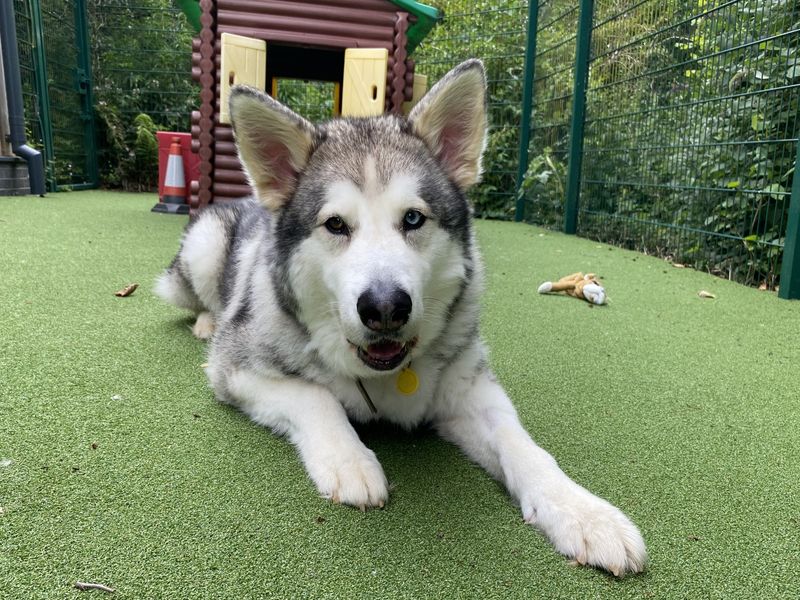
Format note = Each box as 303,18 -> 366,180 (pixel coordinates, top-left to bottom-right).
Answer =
16,0 -> 98,191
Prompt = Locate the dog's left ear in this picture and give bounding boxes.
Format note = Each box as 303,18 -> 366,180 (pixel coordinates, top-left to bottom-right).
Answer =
408,59 -> 488,191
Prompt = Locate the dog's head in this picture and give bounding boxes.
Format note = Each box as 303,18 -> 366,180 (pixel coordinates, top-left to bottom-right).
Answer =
230,60 -> 487,378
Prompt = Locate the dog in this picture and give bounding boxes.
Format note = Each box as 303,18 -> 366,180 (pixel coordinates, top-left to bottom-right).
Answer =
155,60 -> 647,576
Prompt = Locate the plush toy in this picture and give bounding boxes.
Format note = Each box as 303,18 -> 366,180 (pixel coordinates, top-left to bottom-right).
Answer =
538,272 -> 606,305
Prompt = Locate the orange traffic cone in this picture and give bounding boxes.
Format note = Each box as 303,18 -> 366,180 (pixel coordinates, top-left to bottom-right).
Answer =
152,137 -> 190,214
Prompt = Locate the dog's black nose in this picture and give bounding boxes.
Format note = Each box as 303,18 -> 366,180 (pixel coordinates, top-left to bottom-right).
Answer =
357,287 -> 412,332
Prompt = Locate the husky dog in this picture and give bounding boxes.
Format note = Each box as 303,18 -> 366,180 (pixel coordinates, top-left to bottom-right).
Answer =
156,60 -> 647,576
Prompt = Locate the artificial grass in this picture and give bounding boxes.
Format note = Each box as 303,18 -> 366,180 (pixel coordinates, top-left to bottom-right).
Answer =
1,191 -> 798,599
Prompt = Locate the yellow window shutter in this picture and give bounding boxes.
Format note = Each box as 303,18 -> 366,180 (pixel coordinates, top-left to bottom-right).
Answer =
341,48 -> 388,117
219,33 -> 267,124
402,74 -> 428,115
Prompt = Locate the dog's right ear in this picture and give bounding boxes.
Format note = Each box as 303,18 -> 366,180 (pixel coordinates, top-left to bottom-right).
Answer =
230,86 -> 315,211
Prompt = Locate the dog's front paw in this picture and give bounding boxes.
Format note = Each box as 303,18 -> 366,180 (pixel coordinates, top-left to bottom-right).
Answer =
522,482 -> 647,576
191,311 -> 215,340
306,444 -> 389,510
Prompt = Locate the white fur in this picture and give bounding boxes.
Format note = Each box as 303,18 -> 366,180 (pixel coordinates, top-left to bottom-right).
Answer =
432,344 -> 647,576
233,170 -> 646,574
154,270 -> 200,311
191,311 -> 215,340
181,217 -> 228,314
409,64 -> 488,189
230,90 -> 315,210
227,370 -> 389,508
288,169 -> 465,379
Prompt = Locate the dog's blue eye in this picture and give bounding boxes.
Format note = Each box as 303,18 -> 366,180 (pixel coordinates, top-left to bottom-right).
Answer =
325,216 -> 349,235
403,210 -> 425,231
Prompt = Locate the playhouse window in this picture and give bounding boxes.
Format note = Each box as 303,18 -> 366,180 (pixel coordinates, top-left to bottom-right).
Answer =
266,44 -> 344,120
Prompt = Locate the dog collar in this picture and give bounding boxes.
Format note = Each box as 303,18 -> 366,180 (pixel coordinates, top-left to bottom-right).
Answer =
355,366 -> 420,414
355,379 -> 377,414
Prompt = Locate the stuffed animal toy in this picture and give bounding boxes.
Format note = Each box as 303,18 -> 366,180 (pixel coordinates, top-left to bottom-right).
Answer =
538,272 -> 606,305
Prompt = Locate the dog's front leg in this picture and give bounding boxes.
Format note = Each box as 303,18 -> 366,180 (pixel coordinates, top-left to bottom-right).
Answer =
227,370 -> 389,509
432,355 -> 647,576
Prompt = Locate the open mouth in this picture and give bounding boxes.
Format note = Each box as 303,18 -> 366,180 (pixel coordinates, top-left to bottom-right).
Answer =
352,338 -> 416,371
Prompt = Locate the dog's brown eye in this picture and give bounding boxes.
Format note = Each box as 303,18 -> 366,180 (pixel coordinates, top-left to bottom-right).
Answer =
325,216 -> 349,235
403,209 -> 426,231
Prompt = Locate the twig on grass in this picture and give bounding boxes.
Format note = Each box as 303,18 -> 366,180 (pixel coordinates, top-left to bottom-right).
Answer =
114,283 -> 139,297
74,581 -> 115,593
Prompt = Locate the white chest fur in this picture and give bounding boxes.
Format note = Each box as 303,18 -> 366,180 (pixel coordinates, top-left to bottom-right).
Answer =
329,359 -> 441,427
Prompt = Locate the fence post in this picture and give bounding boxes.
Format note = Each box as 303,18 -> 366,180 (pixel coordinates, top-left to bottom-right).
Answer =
514,0 -> 539,222
778,138 -> 800,300
28,0 -> 56,191
74,0 -> 99,187
563,0 -> 594,235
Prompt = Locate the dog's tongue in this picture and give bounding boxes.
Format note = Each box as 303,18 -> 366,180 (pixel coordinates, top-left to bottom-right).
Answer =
366,340 -> 404,360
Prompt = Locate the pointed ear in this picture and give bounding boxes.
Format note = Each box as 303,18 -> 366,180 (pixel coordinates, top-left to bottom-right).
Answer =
229,86 -> 315,211
408,60 -> 488,191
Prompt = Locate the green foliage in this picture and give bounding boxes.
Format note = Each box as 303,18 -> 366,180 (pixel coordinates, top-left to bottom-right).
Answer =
414,1 -> 528,217
131,114 -> 159,190
519,0 -> 798,288
88,0 -> 195,190
277,80 -> 337,122
94,104 -> 160,191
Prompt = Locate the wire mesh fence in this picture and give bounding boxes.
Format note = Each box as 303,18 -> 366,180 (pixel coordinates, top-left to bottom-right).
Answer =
87,0 -> 194,189
520,0 -> 581,231
13,0 -> 97,190
577,0 -> 799,289
516,0 -> 800,292
10,0 -> 799,294
275,79 -> 338,123
12,0 -> 43,165
414,1 -> 529,218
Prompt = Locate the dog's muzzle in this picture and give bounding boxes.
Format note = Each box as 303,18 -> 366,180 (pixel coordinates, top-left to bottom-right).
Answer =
351,284 -> 416,371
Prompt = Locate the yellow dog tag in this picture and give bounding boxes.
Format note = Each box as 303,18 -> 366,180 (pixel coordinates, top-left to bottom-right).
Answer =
396,367 -> 419,395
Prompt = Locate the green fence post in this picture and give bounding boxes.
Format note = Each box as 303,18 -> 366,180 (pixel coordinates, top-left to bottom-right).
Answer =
74,0 -> 98,187
778,138 -> 800,300
28,0 -> 56,191
563,0 -> 594,235
514,0 -> 539,222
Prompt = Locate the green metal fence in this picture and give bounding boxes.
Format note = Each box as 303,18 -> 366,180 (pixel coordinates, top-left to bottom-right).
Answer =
11,0 -> 799,297
415,1 -> 530,218
418,0 -> 799,298
87,0 -> 194,189
14,0 -> 98,190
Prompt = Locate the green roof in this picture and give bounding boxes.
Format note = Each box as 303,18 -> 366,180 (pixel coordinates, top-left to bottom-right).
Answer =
389,0 -> 442,54
175,0 -> 441,53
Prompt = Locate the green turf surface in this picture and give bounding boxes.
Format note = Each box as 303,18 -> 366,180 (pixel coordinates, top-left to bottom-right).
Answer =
1,191 -> 798,598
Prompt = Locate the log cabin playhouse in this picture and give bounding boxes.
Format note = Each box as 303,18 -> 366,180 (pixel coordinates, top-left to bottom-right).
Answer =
189,0 -> 440,212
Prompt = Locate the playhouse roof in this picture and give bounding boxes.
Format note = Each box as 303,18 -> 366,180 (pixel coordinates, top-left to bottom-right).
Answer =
389,0 -> 441,53
176,0 -> 441,54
